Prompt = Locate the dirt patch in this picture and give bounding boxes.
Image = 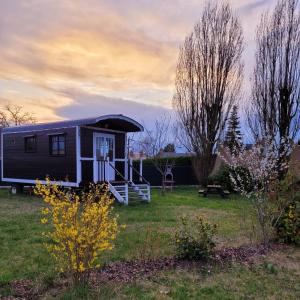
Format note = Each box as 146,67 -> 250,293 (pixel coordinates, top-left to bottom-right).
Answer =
90,243 -> 284,285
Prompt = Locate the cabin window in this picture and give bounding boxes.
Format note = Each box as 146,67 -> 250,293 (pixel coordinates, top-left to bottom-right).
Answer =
49,134 -> 66,156
24,136 -> 37,153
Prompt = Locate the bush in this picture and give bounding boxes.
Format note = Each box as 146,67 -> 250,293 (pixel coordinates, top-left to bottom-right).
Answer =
274,199 -> 300,245
35,179 -> 120,283
208,165 -> 233,190
174,215 -> 217,260
208,165 -> 252,192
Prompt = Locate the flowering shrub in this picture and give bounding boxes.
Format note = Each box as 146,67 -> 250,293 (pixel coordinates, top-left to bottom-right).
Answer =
174,215 -> 217,260
221,138 -> 291,245
35,179 -> 120,283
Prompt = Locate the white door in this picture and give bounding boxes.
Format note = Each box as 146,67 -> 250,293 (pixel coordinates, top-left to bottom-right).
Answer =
93,133 -> 115,182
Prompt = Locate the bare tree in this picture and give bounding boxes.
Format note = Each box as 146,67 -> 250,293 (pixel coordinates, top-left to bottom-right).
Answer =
248,0 -> 300,175
140,115 -> 175,193
173,2 -> 243,183
0,104 -> 36,127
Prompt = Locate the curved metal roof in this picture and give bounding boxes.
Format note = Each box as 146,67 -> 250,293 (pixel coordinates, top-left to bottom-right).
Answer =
2,114 -> 143,133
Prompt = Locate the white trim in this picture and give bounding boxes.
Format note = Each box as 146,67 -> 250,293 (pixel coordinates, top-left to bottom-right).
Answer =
81,126 -> 125,134
139,158 -> 143,182
76,126 -> 81,184
80,157 -> 94,161
93,132 -> 116,182
2,126 -> 77,135
114,158 -> 126,162
2,177 -> 78,187
125,133 -> 128,180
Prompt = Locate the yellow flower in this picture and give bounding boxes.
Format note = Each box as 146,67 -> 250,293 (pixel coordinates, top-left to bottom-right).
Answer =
41,218 -> 48,224
41,208 -> 50,215
35,180 -> 120,280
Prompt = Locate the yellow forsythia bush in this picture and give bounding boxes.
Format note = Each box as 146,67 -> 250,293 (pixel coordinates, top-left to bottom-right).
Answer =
35,179 -> 120,282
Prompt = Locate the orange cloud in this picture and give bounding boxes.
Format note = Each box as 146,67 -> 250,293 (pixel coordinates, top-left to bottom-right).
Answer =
0,0 -> 276,122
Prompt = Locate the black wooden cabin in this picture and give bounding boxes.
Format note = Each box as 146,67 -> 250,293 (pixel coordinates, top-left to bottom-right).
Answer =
0,115 -> 150,205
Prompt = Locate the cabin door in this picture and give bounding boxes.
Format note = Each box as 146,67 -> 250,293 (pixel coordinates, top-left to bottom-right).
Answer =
93,133 -> 115,182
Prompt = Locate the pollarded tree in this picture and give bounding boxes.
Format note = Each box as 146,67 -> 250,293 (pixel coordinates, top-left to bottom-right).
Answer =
224,105 -> 243,154
173,2 -> 244,183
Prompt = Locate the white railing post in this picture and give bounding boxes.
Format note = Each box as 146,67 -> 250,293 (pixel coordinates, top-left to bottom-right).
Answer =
147,184 -> 151,202
125,183 -> 129,205
139,158 -> 143,182
106,156 -> 110,182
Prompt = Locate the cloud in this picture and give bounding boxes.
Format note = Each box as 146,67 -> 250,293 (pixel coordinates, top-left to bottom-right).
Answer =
0,0 -> 278,124
56,89 -> 171,129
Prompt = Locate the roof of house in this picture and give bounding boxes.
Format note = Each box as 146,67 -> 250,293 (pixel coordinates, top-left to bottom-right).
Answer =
2,114 -> 143,133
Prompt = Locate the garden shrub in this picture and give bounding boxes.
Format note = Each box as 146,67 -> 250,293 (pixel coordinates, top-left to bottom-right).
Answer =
208,165 -> 251,192
174,215 -> 217,260
35,179 -> 120,283
208,165 -> 233,190
274,198 -> 300,245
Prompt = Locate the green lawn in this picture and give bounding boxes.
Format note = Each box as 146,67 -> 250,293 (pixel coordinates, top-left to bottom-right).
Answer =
0,187 -> 299,299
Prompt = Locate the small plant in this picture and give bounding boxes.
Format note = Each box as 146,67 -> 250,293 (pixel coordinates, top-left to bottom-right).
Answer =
274,200 -> 300,245
273,172 -> 300,245
174,215 -> 217,260
35,179 -> 120,284
264,262 -> 278,274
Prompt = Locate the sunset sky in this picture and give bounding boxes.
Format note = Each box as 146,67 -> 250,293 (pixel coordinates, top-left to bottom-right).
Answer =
0,0 -> 278,127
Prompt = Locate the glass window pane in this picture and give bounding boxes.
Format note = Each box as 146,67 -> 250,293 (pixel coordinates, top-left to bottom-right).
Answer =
25,136 -> 36,152
50,135 -> 65,155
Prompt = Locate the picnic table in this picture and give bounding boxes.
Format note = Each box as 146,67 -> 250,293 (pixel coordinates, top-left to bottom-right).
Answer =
198,184 -> 230,198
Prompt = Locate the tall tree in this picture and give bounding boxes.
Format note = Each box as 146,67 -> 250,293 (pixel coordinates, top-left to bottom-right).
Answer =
247,0 -> 300,173
224,105 -> 243,154
173,2 -> 243,183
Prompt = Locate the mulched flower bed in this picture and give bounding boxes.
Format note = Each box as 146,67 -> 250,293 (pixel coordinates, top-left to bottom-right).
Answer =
90,243 -> 285,285
4,243 -> 287,299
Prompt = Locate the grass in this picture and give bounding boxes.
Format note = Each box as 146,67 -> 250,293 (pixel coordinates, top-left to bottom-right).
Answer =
0,187 -> 299,299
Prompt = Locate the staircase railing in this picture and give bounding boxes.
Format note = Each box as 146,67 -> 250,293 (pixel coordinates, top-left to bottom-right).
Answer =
107,160 -> 150,204
130,182 -> 151,202
107,160 -> 129,183
108,182 -> 128,205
